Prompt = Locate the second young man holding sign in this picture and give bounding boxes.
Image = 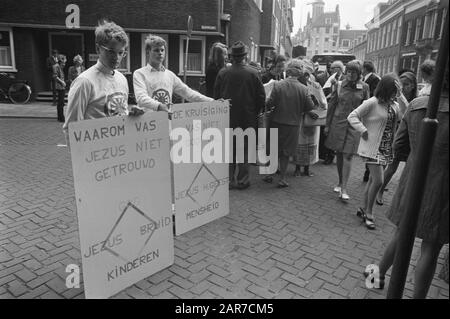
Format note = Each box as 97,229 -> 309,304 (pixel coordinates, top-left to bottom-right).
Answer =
133,35 -> 213,114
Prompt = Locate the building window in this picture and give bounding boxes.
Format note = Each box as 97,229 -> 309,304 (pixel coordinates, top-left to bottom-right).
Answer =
274,17 -> 279,45
439,8 -> 447,39
392,19 -> 397,46
381,26 -> 386,49
179,36 -> 206,76
141,34 -> 169,68
387,23 -> 392,47
414,17 -> 422,43
333,26 -> 339,34
0,28 -> 15,71
406,20 -> 412,45
325,37 -> 329,42
342,39 -> 350,47
325,18 -> 331,25
397,16 -> 402,44
326,27 -> 330,33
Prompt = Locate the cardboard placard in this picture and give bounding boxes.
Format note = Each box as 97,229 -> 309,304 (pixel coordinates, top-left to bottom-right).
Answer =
171,101 -> 230,235
68,112 -> 173,299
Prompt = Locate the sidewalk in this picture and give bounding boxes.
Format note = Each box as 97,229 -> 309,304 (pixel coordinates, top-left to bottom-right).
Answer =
0,101 -> 57,119
0,117 -> 448,299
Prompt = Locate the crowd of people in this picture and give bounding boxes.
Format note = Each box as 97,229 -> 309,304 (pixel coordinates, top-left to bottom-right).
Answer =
59,20 -> 448,298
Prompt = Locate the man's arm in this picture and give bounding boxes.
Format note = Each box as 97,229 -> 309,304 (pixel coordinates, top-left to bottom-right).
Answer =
62,77 -> 92,149
133,70 -> 161,111
173,72 -> 213,102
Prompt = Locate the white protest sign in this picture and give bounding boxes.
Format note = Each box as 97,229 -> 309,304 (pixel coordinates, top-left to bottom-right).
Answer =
68,112 -> 173,299
171,101 -> 230,235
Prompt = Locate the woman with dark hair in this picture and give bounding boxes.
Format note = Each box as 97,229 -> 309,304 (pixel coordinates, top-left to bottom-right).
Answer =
376,70 -> 417,205
205,42 -> 228,98
325,60 -> 370,201
348,73 -> 402,229
368,63 -> 449,297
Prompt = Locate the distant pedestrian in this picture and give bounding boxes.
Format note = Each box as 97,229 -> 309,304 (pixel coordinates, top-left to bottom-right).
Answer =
63,21 -> 143,148
205,42 -> 228,98
67,54 -> 85,89
398,70 -> 418,103
262,54 -> 287,84
370,64 -> 449,297
418,59 -> 436,96
46,49 -> 59,105
263,59 -> 316,187
323,60 -> 345,97
324,60 -> 370,201
214,41 -> 266,190
314,61 -> 329,87
53,54 -> 67,122
133,34 -> 212,114
361,60 -> 381,182
348,73 -> 402,230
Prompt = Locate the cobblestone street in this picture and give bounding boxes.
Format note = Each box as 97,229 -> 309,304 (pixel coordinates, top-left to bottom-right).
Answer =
0,117 -> 448,299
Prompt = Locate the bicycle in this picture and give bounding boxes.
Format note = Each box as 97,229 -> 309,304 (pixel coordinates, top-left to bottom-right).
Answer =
0,72 -> 32,104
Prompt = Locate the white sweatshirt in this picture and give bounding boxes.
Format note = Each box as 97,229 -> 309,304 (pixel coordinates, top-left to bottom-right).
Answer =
133,64 -> 213,111
63,60 -> 129,142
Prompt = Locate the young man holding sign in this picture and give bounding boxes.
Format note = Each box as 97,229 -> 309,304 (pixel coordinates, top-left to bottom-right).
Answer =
63,21 -> 144,146
133,35 -> 213,113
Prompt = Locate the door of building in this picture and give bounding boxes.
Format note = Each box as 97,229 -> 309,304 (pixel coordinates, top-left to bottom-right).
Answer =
49,32 -> 84,78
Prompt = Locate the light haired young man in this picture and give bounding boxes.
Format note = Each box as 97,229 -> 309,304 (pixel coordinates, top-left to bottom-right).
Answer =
133,34 -> 213,114
63,21 -> 143,146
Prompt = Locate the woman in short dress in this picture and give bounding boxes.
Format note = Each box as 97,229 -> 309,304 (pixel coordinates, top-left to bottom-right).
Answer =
325,60 -> 370,201
348,74 -> 401,229
376,70 -> 418,205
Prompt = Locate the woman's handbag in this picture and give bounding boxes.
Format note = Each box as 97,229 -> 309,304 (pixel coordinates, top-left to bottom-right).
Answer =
303,108 -> 327,127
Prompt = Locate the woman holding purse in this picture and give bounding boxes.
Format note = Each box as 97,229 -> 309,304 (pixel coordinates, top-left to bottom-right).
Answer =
347,73 -> 402,229
294,59 -> 327,177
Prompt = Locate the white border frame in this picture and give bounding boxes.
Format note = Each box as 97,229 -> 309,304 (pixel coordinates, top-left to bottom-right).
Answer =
0,27 -> 16,72
178,35 -> 206,77
141,33 -> 169,68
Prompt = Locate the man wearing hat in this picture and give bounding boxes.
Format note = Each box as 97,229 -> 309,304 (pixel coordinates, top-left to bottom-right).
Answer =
214,41 -> 266,190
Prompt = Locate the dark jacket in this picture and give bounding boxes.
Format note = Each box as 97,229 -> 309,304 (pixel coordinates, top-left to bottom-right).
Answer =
266,78 -> 314,126
46,55 -> 58,73
364,73 -> 381,97
214,63 -> 266,129
387,95 -> 449,244
205,63 -> 223,98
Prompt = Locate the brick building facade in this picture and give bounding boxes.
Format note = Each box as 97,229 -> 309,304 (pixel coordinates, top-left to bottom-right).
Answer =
365,0 -> 447,78
0,0 -> 224,99
0,0 -> 295,99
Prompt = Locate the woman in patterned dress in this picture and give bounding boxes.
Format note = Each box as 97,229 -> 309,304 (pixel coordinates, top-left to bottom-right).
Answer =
347,74 -> 402,229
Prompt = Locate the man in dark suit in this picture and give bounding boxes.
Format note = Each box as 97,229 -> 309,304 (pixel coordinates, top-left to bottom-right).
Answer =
214,41 -> 266,190
362,60 -> 381,181
46,49 -> 59,105
363,61 -> 381,98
